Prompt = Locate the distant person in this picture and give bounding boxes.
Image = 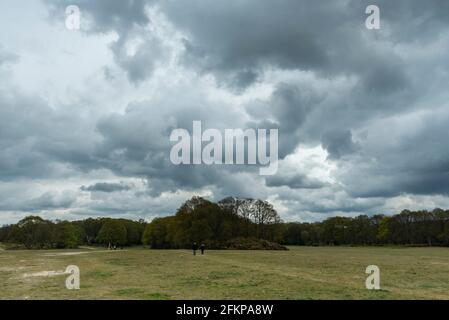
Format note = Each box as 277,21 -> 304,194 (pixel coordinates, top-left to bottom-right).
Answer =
200,243 -> 205,255
192,242 -> 198,255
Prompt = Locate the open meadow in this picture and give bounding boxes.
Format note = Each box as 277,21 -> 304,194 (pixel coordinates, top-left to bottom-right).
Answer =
1,246 -> 448,300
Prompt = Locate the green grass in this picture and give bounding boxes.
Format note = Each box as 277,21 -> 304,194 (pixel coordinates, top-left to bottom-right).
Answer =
1,246 -> 449,300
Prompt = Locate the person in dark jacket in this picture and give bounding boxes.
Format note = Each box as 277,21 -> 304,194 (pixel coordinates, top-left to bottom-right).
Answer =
200,243 -> 205,255
192,242 -> 198,255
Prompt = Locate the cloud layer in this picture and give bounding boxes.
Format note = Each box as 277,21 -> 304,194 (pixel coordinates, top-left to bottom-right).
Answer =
0,0 -> 449,223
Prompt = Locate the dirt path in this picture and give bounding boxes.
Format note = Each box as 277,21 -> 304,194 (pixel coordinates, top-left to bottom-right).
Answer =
43,250 -> 128,257
22,270 -> 68,278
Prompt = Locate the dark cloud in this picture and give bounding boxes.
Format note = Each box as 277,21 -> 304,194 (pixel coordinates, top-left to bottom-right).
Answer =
91,100 -> 263,197
0,91 -> 92,181
44,0 -> 447,91
160,0 -> 340,89
80,182 -> 131,193
25,192 -> 76,211
336,107 -> 449,198
157,0 -> 425,91
321,130 -> 359,159
246,82 -> 317,158
0,191 -> 76,212
266,173 -> 325,190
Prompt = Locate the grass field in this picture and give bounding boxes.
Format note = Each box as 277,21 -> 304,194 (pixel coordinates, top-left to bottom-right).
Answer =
1,246 -> 448,300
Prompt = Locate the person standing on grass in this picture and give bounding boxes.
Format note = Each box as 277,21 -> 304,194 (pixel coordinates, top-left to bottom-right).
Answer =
192,242 -> 198,255
200,243 -> 205,255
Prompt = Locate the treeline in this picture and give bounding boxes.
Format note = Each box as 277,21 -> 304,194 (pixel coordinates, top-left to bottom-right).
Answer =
1,197 -> 449,249
282,209 -> 449,246
0,216 -> 145,249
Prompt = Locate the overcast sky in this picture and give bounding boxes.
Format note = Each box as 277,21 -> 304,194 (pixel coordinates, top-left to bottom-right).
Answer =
1,0 -> 449,224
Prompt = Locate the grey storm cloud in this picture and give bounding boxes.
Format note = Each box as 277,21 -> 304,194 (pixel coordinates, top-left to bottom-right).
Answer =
337,107 -> 449,198
44,0 -> 448,92
81,182 -> 131,193
90,99 -> 264,198
321,130 -> 359,160
157,0 -> 415,91
0,191 -> 77,212
0,88 -> 100,182
0,0 -> 449,222
266,173 -> 325,190
45,0 -> 411,89
246,82 -> 318,158
24,192 -> 77,211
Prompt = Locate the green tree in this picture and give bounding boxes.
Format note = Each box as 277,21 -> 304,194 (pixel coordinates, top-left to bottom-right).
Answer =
97,220 -> 127,247
0,225 -> 12,242
377,217 -> 391,243
121,220 -> 144,245
10,216 -> 53,249
81,218 -> 105,244
52,221 -> 84,249
142,217 -> 173,248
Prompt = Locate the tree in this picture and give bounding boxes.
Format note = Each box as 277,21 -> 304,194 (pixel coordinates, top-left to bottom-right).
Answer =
81,218 -> 105,245
282,223 -> 303,245
9,216 -> 53,249
52,221 -> 84,249
97,220 -> 127,247
0,225 -> 12,242
142,217 -> 173,249
376,217 -> 390,243
322,217 -> 351,245
251,200 -> 282,239
121,220 -> 144,245
348,215 -> 377,245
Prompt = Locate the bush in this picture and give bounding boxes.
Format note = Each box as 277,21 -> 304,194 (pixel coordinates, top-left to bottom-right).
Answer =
205,238 -> 288,250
